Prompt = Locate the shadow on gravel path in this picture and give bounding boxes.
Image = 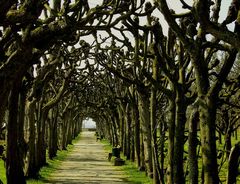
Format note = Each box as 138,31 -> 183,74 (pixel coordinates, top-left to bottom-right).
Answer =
44,131 -> 133,184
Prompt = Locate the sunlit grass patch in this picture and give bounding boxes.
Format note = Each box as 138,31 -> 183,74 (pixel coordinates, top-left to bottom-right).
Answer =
0,160 -> 6,184
0,135 -> 81,184
121,159 -> 153,184
27,134 -> 81,184
101,138 -> 152,184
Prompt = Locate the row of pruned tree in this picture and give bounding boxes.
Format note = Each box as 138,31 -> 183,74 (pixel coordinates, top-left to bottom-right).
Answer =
0,0 -> 240,184
91,1 -> 240,184
0,0 -> 140,183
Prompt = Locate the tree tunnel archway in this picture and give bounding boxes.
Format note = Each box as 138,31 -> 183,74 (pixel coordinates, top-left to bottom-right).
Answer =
1,1 -> 240,184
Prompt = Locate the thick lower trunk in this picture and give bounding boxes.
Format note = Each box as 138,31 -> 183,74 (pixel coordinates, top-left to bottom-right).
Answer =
48,109 -> 58,159
159,119 -> 165,184
111,116 -> 119,146
75,116 -> 82,136
67,112 -> 73,145
188,108 -> 199,184
19,88 -> 28,175
133,102 -> 141,168
173,89 -> 187,184
126,104 -> 131,160
62,114 -> 68,150
0,80 -> 11,129
0,94 -> 7,138
226,142 -> 240,184
118,106 -> 124,150
140,130 -> 145,170
199,98 -> 219,184
123,115 -> 127,155
166,99 -> 175,184
118,104 -> 126,154
26,99 -> 37,177
36,110 -> 47,168
131,126 -> 135,162
111,123 -> 115,146
73,115 -> 80,137
225,129 -> 232,157
150,87 -> 161,184
107,119 -> 113,145
6,82 -> 26,184
138,91 -> 153,177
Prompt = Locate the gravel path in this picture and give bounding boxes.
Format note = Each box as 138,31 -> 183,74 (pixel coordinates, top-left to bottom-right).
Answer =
44,131 -> 132,184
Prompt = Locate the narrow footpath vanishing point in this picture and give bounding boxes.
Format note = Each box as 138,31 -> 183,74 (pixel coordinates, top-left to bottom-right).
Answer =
44,131 -> 132,184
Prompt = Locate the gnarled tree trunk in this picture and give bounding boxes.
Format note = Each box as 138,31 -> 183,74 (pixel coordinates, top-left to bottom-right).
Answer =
138,89 -> 153,177
188,108 -> 199,184
48,107 -> 59,159
26,98 -> 37,177
6,81 -> 26,184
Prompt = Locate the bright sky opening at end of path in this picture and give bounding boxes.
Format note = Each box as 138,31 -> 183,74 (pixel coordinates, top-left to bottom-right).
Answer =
83,118 -> 96,128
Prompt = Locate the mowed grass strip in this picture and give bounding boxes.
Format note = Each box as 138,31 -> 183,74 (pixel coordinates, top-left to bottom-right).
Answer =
27,134 -> 81,184
101,139 -> 153,184
0,149 -> 71,184
26,148 -> 72,184
0,134 -> 80,184
102,130 -> 240,184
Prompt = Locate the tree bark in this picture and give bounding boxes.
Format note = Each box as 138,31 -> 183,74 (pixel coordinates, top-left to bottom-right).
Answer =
226,142 -> 240,184
48,107 -> 59,159
6,81 -> 26,184
111,115 -> 119,146
19,85 -> 28,175
199,97 -> 219,184
36,108 -> 47,168
138,90 -> 153,177
133,99 -> 141,168
151,86 -> 161,183
150,57 -> 162,183
188,108 -> 199,184
173,84 -> 187,184
26,98 -> 37,177
159,118 -> 166,184
62,111 -> 69,150
125,104 -> 131,160
118,105 -> 125,150
67,110 -> 73,145
166,98 -> 175,184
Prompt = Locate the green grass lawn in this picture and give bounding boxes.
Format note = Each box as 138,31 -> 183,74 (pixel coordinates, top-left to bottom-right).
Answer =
27,135 -> 81,184
102,130 -> 240,184
101,139 -> 153,184
26,147 -> 73,184
216,132 -> 240,183
0,134 -> 80,184
0,160 -> 6,183
121,160 -> 153,184
183,130 -> 240,183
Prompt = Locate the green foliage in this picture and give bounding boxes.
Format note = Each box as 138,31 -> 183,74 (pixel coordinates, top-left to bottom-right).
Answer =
0,160 -> 6,183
